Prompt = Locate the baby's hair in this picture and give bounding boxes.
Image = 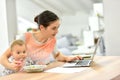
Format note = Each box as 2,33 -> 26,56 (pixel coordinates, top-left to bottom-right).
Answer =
10,40 -> 25,51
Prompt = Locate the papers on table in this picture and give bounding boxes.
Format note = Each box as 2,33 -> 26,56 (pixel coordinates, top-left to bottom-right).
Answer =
45,67 -> 88,73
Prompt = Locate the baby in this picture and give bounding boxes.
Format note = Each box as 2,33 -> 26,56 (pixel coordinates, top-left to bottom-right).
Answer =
2,40 -> 27,76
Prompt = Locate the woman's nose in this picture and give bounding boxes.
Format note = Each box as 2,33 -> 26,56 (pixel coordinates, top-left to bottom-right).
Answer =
55,29 -> 58,34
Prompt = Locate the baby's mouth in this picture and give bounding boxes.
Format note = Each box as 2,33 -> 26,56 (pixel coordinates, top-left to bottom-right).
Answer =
19,58 -> 25,62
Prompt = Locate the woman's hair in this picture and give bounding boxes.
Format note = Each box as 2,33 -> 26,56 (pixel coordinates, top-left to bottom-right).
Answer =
34,10 -> 59,28
10,40 -> 25,51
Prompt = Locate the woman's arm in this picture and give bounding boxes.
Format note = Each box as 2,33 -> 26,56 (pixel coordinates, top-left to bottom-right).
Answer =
54,52 -> 67,62
52,45 -> 82,62
0,48 -> 21,71
0,48 -> 11,67
54,52 -> 82,62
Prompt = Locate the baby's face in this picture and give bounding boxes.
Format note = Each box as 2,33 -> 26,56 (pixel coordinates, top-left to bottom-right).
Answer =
12,44 -> 27,61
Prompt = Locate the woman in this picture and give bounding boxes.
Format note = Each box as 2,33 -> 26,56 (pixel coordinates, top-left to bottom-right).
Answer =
0,10 -> 82,71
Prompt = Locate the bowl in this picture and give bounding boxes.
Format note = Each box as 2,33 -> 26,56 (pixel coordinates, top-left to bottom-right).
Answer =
23,65 -> 47,72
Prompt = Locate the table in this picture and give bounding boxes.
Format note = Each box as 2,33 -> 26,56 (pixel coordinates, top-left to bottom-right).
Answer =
0,56 -> 120,80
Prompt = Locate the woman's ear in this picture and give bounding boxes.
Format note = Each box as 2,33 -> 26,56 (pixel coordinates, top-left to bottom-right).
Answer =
39,25 -> 45,30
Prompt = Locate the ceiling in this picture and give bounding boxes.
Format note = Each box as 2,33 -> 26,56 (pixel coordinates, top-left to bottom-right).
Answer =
16,0 -> 103,25
16,0 -> 103,35
31,0 -> 102,16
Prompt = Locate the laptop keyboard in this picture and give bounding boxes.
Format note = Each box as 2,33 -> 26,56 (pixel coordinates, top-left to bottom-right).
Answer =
75,60 -> 91,66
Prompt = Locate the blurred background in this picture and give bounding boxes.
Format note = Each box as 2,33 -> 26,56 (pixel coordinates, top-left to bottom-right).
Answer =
0,0 -> 120,56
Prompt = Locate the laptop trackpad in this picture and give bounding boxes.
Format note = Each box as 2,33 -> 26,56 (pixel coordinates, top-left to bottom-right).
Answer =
63,62 -> 77,68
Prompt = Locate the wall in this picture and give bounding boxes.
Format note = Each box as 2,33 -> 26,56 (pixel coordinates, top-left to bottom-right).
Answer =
16,0 -> 44,23
0,0 -> 9,55
0,0 -> 17,55
6,0 -> 18,43
16,0 -> 90,39
58,12 -> 89,38
103,0 -> 120,55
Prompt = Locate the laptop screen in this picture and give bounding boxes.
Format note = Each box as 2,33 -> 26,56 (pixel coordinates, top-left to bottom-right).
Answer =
90,37 -> 101,61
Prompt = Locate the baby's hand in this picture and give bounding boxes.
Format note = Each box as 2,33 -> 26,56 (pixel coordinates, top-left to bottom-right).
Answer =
17,59 -> 23,65
10,60 -> 23,71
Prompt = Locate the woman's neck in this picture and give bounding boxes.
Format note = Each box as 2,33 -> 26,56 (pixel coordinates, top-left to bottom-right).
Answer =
33,32 -> 48,43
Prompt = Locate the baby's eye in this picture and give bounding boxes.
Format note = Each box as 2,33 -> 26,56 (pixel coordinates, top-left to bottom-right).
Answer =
17,52 -> 20,54
23,51 -> 26,54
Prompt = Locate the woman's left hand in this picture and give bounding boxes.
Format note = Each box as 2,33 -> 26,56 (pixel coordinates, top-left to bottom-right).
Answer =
65,55 -> 82,62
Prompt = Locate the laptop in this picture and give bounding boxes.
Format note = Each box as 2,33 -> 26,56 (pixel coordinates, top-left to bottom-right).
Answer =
63,37 -> 101,67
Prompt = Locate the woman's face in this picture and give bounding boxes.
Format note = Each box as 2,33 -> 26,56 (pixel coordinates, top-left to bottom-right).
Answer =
41,20 -> 60,38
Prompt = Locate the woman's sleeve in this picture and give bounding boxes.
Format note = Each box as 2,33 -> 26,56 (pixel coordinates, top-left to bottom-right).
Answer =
52,45 -> 59,55
16,33 -> 25,41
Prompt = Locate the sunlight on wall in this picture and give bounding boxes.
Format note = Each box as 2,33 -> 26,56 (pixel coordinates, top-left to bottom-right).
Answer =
17,17 -> 37,34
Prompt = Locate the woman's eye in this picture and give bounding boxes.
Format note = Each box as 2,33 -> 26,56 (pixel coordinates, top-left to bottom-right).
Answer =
52,27 -> 56,30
